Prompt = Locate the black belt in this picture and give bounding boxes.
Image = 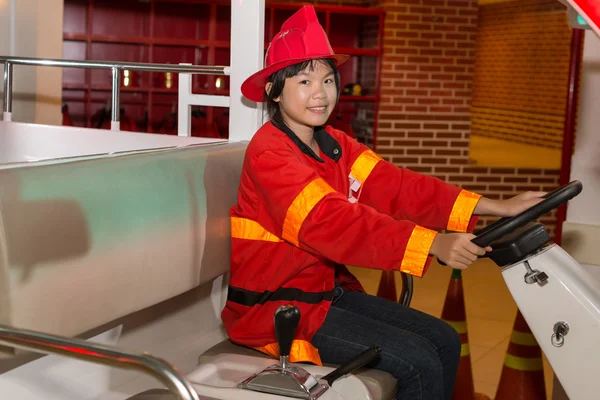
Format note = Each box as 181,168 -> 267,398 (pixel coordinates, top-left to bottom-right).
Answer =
227,285 -> 334,307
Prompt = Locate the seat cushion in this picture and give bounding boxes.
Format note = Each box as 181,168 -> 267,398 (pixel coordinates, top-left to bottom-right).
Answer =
199,339 -> 398,400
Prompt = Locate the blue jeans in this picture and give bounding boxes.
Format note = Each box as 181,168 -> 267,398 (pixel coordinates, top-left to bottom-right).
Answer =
312,287 -> 461,400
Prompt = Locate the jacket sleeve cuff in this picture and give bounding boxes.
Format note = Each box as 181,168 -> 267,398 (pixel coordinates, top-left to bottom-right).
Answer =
399,226 -> 438,278
447,190 -> 482,232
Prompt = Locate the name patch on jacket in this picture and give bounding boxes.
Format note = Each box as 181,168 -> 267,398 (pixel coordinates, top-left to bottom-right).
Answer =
348,172 -> 362,203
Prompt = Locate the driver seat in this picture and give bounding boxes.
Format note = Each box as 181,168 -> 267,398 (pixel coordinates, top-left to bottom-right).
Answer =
127,273 -> 414,400
195,339 -> 398,400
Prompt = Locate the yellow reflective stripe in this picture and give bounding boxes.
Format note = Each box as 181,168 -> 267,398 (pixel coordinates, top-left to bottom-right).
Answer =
255,340 -> 322,366
283,178 -> 335,247
460,343 -> 470,357
231,217 -> 282,242
511,330 -> 539,346
444,320 -> 467,334
504,354 -> 543,371
351,149 -> 382,184
400,226 -> 437,277
447,190 -> 482,232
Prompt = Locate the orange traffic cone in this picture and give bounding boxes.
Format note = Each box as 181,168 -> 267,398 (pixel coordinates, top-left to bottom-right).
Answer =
441,269 -> 490,400
377,270 -> 397,302
495,310 -> 546,400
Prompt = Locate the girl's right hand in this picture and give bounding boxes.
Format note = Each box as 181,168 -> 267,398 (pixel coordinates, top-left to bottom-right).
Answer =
430,233 -> 492,270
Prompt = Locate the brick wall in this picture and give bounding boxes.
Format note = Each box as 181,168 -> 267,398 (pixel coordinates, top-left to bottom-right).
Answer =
373,0 -> 560,236
471,0 -> 572,148
375,0 -> 478,167
450,167 -> 559,236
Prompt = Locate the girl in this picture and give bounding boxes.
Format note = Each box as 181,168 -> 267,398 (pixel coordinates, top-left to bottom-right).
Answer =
222,6 -> 543,399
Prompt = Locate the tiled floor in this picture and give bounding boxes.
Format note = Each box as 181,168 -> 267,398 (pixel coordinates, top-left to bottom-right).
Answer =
348,258 -> 555,399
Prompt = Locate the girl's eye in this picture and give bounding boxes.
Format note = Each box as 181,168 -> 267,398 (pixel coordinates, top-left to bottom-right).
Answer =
324,78 -> 333,84
300,80 -> 310,85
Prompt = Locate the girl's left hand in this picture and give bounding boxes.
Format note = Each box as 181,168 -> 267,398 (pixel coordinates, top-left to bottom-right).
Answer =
499,191 -> 546,217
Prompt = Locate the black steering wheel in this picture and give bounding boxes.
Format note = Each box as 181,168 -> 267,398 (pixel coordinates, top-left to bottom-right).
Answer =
472,180 -> 583,248
438,180 -> 583,267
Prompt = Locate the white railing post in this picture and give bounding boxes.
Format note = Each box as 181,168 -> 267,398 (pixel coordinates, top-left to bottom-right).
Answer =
177,65 -> 230,137
111,67 -> 120,131
229,0 -> 265,142
3,62 -> 13,122
178,63 -> 193,137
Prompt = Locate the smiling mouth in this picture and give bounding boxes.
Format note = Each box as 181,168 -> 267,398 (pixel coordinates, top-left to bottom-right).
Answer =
307,106 -> 327,112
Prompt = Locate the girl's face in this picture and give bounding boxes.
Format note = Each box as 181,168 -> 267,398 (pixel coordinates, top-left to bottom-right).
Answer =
274,61 -> 338,133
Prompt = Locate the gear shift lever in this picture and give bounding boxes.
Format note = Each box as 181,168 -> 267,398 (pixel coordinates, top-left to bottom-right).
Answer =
274,305 -> 301,370
241,304 -> 378,399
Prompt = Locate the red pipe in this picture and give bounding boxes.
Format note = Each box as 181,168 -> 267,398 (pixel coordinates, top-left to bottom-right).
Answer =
556,28 -> 585,245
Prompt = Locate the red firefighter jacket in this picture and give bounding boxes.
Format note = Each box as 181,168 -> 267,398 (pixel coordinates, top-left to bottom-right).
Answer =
221,121 -> 480,366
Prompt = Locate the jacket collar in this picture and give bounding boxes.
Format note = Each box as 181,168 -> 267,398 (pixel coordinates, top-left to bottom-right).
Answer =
271,120 -> 342,163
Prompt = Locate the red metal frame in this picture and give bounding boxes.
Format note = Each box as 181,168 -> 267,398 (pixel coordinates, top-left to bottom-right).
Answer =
555,28 -> 585,245
62,0 -> 385,142
85,0 -> 93,128
148,0 -> 154,125
372,11 -> 385,152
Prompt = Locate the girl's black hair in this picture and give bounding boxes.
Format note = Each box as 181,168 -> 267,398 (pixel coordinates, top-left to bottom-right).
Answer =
264,58 -> 341,126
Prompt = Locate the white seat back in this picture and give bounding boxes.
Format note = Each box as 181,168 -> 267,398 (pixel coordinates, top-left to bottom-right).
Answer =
0,136 -> 246,341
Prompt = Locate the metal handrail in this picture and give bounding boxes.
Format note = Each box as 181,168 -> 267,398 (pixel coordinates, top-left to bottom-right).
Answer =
0,324 -> 200,400
0,55 -> 230,128
0,56 -> 229,73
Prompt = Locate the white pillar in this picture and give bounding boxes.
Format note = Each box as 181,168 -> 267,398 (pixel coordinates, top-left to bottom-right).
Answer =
0,0 -> 63,125
557,28 -> 600,399
34,0 -> 63,126
228,0 -> 265,142
566,30 -> 600,227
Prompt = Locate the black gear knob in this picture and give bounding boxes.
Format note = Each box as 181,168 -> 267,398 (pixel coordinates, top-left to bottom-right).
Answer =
274,305 -> 300,368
